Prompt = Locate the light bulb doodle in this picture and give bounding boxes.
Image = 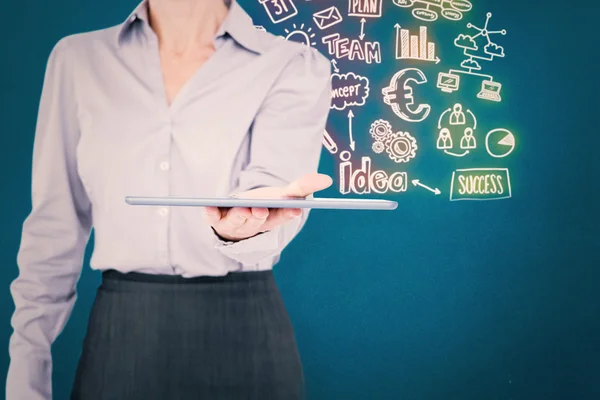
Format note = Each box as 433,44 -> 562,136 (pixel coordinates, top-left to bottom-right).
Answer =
339,151 -> 408,194
437,12 -> 507,102
312,6 -> 343,30
485,128 -> 515,158
322,33 -> 382,64
449,168 -> 512,201
436,103 -> 477,157
348,0 -> 383,18
392,0 -> 472,22
382,68 -> 431,123
259,0 -> 298,24
284,23 -> 317,47
395,25 -> 440,64
369,120 -> 418,164
331,72 -> 370,111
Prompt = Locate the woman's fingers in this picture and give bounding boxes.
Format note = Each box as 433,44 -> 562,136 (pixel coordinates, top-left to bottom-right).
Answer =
202,206 -> 222,225
217,207 -> 252,234
234,208 -> 269,237
205,205 -> 302,241
260,208 -> 302,232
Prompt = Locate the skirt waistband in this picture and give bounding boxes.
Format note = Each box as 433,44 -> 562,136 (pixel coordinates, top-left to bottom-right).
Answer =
101,269 -> 274,285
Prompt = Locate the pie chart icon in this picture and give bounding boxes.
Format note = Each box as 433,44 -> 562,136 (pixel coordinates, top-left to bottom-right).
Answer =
485,128 -> 515,158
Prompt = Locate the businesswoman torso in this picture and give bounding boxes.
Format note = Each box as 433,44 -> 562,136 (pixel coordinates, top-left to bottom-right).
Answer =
6,0 -> 332,398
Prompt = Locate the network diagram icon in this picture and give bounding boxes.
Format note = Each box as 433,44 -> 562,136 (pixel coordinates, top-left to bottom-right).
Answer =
437,12 -> 507,102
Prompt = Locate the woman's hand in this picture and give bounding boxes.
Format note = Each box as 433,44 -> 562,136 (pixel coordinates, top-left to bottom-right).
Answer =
202,173 -> 333,242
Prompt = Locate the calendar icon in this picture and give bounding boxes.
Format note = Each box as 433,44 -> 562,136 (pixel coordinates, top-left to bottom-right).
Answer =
258,0 -> 298,24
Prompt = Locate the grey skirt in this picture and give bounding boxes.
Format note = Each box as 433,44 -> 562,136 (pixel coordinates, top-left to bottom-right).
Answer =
70,269 -> 305,400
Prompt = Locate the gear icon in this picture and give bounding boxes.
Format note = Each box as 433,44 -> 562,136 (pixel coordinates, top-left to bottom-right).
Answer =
372,141 -> 385,154
384,131 -> 418,163
370,119 -> 393,141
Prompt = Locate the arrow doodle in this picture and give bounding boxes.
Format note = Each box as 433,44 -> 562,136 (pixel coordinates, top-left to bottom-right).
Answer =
359,18 -> 366,40
348,110 -> 355,151
412,179 -> 441,195
331,59 -> 339,73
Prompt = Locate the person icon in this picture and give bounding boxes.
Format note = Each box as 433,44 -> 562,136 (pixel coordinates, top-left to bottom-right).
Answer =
437,128 -> 453,149
460,127 -> 476,149
449,103 -> 466,125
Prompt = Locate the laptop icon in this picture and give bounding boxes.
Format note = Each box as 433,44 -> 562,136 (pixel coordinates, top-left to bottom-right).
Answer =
477,80 -> 502,102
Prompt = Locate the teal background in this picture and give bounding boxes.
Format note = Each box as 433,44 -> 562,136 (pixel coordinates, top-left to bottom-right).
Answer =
1,0 -> 599,399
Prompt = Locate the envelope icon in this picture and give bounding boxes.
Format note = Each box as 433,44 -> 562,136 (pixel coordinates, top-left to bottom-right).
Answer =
313,6 -> 343,30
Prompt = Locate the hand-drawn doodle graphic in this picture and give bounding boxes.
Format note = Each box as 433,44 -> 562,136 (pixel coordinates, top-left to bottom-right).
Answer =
255,1 -> 516,201
284,23 -> 317,46
348,0 -> 383,18
485,128 -> 515,158
412,179 -> 441,195
331,72 -> 370,111
322,33 -> 382,64
436,103 -> 477,157
395,25 -> 440,64
313,6 -> 343,30
259,0 -> 298,24
339,151 -> 408,194
370,120 -> 418,163
437,12 -> 507,102
392,0 -> 472,22
382,68 -> 431,122
450,168 -> 512,201
323,130 -> 338,154
347,110 -> 356,151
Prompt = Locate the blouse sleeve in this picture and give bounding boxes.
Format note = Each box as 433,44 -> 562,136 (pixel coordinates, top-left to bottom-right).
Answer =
6,37 -> 93,400
214,45 -> 332,267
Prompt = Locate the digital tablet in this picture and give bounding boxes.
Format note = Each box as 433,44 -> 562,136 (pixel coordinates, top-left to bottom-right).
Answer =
124,196 -> 398,210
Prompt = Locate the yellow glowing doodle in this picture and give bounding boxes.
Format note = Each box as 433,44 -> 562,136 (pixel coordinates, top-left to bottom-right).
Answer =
485,128 -> 515,158
339,151 -> 408,194
384,132 -> 418,163
369,120 -> 418,163
437,12 -> 507,102
450,168 -> 512,201
382,68 -> 431,123
395,25 -> 440,64
436,103 -> 477,157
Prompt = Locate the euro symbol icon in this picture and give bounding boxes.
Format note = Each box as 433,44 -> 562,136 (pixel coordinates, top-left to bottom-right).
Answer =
382,68 -> 431,123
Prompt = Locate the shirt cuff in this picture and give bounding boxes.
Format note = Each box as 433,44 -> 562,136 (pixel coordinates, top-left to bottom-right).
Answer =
6,355 -> 52,400
212,218 -> 302,266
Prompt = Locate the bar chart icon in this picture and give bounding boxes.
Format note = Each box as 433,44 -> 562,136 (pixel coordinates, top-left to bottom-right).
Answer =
395,24 -> 440,64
